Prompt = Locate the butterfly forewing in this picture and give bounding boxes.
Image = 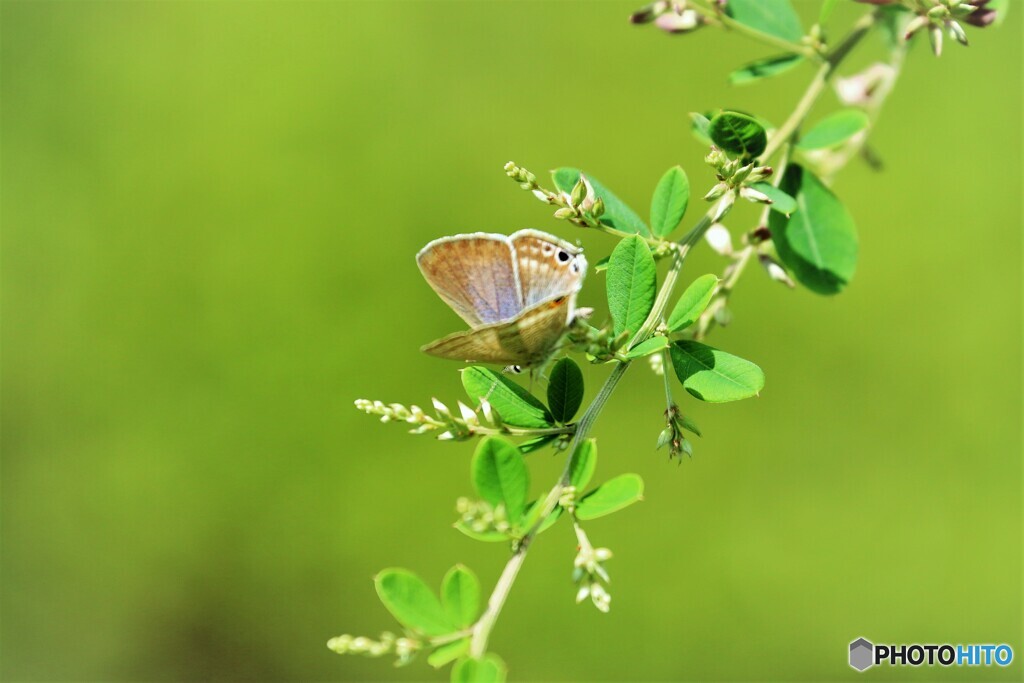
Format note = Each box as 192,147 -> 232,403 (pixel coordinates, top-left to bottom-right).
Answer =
511,230 -> 587,308
416,234 -> 524,326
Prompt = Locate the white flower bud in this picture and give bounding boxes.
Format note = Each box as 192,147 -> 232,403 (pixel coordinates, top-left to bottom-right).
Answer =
760,255 -> 795,288
740,186 -> 772,204
532,188 -> 551,203
431,397 -> 450,417
704,223 -> 733,255
654,8 -> 700,33
710,192 -> 736,223
594,547 -> 613,562
576,585 -> 591,603
457,401 -> 477,423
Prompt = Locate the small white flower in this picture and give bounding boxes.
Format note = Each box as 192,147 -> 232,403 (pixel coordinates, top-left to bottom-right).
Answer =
704,223 -> 733,256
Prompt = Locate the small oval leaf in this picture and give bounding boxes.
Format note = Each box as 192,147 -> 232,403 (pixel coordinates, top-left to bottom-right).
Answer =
650,166 -> 690,237
471,436 -> 530,522
690,112 -> 712,145
575,474 -> 645,520
451,654 -> 507,683
725,0 -> 804,43
728,53 -> 803,86
547,357 -> 584,424
796,109 -> 870,150
769,164 -> 858,295
441,565 -> 481,628
709,111 -> 768,158
667,274 -> 719,332
669,341 -> 765,403
375,568 -> 455,636
428,639 -> 469,669
607,235 -> 657,337
552,168 -> 649,237
462,366 -> 553,428
454,521 -> 509,543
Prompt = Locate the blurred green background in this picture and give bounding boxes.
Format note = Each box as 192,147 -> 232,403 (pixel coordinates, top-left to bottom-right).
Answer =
2,1 -> 1020,681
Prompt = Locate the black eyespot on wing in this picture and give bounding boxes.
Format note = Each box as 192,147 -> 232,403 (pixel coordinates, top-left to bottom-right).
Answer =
557,250 -> 569,263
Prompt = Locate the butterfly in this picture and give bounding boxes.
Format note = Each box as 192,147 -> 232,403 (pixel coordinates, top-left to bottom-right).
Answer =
416,229 -> 588,368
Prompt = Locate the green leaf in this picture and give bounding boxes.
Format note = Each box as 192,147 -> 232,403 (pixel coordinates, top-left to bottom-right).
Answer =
725,0 -> 804,43
576,474 -> 645,520
547,357 -> 584,424
568,438 -> 597,490
667,273 -> 719,332
749,181 -> 797,215
728,53 -> 803,86
819,0 -> 840,24
428,639 -> 469,669
374,569 -> 455,636
670,341 -> 765,403
708,111 -> 768,159
441,565 -> 481,628
796,109 -> 870,150
462,366 -> 553,428
552,168 -> 650,237
454,521 -> 509,543
650,166 -> 690,238
607,235 -> 657,337
624,336 -> 669,359
769,164 -> 858,295
518,434 -> 558,454
690,112 -> 712,145
471,436 -> 530,522
451,654 -> 507,683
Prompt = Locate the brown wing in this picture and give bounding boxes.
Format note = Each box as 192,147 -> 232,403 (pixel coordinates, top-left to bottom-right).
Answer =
511,229 -> 587,308
421,295 -> 573,366
416,233 -> 524,327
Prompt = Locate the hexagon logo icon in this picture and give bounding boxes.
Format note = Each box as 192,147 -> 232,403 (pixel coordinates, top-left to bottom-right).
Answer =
850,638 -> 874,671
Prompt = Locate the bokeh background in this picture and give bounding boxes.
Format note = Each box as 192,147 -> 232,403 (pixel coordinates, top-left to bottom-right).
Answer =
2,1 -> 1020,681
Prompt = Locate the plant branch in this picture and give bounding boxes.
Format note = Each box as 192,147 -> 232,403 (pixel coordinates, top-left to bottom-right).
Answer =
687,1 -> 818,59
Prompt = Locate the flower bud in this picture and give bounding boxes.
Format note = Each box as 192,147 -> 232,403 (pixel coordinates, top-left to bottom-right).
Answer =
704,223 -> 733,255
570,178 -> 588,208
704,182 -> 729,201
904,14 -> 929,39
655,8 -> 701,33
554,207 -> 576,220
591,197 -> 605,218
929,24 -> 944,56
948,20 -> 969,45
927,4 -> 949,19
759,254 -> 795,288
710,192 -> 736,223
740,186 -> 773,204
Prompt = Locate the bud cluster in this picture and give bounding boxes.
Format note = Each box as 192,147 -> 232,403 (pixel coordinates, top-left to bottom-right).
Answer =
703,147 -> 774,213
657,403 -> 699,459
327,632 -> 421,665
567,316 -> 630,363
354,396 -> 509,441
504,160 -> 608,231
629,1 -> 706,35
456,496 -> 514,536
901,0 -> 993,56
572,525 -> 614,613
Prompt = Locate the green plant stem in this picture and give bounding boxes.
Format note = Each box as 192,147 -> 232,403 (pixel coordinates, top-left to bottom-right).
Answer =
468,202 -> 724,658
468,7 -> 882,665
762,11 -> 877,161
468,360 -> 629,658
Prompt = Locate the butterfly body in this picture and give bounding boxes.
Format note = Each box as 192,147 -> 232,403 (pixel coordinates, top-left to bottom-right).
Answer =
417,230 -> 587,366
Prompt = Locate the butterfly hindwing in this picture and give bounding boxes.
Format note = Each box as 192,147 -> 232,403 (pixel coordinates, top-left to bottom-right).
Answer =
421,295 -> 572,365
416,233 -> 524,327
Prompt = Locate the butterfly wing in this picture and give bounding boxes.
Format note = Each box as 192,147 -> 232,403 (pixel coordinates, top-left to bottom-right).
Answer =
511,229 -> 587,308
421,295 -> 573,366
416,233 -> 524,327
